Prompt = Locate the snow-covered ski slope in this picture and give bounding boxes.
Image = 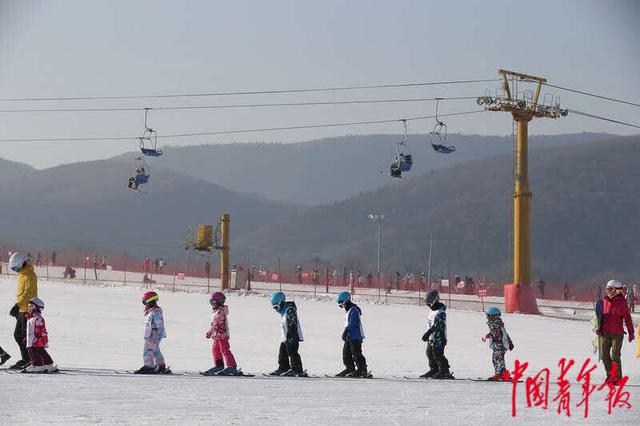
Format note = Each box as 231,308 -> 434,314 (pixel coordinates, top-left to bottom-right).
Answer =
0,280 -> 637,425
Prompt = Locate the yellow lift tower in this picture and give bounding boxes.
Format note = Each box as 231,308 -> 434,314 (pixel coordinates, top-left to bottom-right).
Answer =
478,69 -> 567,313
185,214 -> 231,290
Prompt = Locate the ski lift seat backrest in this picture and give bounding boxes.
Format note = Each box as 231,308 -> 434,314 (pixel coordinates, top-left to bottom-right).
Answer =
399,157 -> 413,172
135,174 -> 149,185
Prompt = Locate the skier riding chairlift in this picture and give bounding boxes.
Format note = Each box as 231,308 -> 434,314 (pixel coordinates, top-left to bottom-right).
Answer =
429,98 -> 456,154
127,157 -> 150,191
138,108 -> 163,157
386,120 -> 413,179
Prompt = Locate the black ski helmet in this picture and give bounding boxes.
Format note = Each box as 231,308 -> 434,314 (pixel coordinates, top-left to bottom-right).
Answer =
424,290 -> 439,307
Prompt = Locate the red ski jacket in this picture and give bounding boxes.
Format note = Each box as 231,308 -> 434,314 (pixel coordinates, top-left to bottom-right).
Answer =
602,294 -> 634,336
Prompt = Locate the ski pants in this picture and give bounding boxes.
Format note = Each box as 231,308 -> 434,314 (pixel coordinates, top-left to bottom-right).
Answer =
278,340 -> 303,373
491,347 -> 507,375
27,347 -> 53,367
212,337 -> 237,368
343,340 -> 367,374
601,332 -> 624,380
426,342 -> 449,374
14,313 -> 28,362
143,335 -> 165,367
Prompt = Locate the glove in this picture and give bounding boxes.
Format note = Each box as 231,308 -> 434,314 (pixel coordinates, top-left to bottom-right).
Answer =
481,336 -> 487,342
205,331 -> 212,339
9,304 -> 19,318
509,341 -> 515,351
629,334 -> 635,343
341,329 -> 348,342
421,332 -> 429,342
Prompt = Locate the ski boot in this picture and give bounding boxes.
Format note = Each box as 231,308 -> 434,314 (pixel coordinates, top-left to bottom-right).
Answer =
283,369 -> 304,377
0,351 -> 10,366
10,359 -> 30,370
488,373 -> 505,381
218,366 -> 238,376
268,368 -> 287,376
21,364 -> 45,374
433,370 -> 455,380
40,363 -> 58,373
335,368 -> 354,377
419,370 -> 437,379
345,370 -> 363,378
134,365 -> 157,374
156,364 -> 170,374
204,366 -> 224,375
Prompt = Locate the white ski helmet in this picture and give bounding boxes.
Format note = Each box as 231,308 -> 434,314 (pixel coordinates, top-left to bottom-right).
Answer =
606,279 -> 623,289
29,297 -> 45,310
9,252 -> 27,272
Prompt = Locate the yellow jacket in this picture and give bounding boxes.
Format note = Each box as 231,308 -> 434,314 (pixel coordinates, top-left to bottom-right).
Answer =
16,264 -> 38,313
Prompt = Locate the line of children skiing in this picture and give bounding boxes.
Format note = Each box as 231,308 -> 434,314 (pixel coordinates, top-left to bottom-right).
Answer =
0,251 -> 528,380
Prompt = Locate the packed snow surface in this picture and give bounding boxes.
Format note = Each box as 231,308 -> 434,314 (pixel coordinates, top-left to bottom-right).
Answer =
0,279 -> 637,425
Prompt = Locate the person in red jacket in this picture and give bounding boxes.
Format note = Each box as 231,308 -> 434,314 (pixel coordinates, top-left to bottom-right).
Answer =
600,279 -> 635,382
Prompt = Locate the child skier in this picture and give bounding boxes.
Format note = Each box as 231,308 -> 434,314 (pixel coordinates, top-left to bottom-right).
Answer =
136,291 -> 168,374
203,292 -> 238,375
421,290 -> 453,379
23,297 -> 57,373
269,291 -> 304,376
335,291 -> 369,378
482,307 -> 514,381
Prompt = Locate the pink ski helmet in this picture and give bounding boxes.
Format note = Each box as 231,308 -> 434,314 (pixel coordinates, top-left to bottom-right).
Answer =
209,292 -> 226,306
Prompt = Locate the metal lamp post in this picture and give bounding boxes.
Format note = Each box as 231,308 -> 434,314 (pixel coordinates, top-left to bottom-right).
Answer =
367,213 -> 384,277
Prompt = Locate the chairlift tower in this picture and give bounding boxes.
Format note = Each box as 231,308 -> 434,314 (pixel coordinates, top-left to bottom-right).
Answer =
478,69 -> 567,313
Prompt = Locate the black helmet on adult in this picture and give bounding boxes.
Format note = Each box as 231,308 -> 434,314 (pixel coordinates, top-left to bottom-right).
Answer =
425,290 -> 439,307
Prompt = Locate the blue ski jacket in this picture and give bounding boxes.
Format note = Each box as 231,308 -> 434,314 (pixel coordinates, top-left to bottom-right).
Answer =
344,304 -> 365,342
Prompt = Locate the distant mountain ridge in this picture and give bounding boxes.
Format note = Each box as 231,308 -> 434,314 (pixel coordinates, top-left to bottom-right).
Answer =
2,133 -> 638,284
0,157 -> 35,182
232,135 -> 640,284
0,159 -> 295,255
111,132 -> 612,205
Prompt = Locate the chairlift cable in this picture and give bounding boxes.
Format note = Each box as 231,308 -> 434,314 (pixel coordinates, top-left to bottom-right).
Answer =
0,110 -> 486,143
0,96 -> 478,113
567,109 -> 640,129
0,79 -> 499,103
544,84 -> 640,108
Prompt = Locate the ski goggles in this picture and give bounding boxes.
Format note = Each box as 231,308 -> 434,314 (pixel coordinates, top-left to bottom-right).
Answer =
338,301 -> 346,309
10,264 -> 23,273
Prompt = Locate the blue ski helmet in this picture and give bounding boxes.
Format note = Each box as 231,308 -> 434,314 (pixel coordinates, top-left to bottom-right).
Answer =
271,291 -> 286,310
336,291 -> 351,306
485,307 -> 501,317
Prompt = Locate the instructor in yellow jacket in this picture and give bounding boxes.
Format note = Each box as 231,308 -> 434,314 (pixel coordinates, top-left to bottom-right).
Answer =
8,252 -> 38,369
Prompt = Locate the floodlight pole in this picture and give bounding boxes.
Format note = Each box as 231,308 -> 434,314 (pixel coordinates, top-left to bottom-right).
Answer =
368,213 -> 384,277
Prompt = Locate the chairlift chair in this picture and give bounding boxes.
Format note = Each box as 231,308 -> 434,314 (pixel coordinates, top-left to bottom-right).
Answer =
138,109 -> 163,157
429,98 -> 456,154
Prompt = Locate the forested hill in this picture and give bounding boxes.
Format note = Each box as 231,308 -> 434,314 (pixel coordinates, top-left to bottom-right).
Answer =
233,135 -> 640,284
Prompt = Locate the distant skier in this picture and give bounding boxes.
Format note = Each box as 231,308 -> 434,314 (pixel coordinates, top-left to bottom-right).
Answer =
421,290 -> 453,379
135,291 -> 168,374
335,291 -> 369,378
268,292 -> 304,376
203,292 -> 238,375
23,297 -> 57,373
482,307 -> 514,381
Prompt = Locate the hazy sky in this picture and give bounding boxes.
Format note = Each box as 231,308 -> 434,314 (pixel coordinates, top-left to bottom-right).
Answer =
0,0 -> 638,168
